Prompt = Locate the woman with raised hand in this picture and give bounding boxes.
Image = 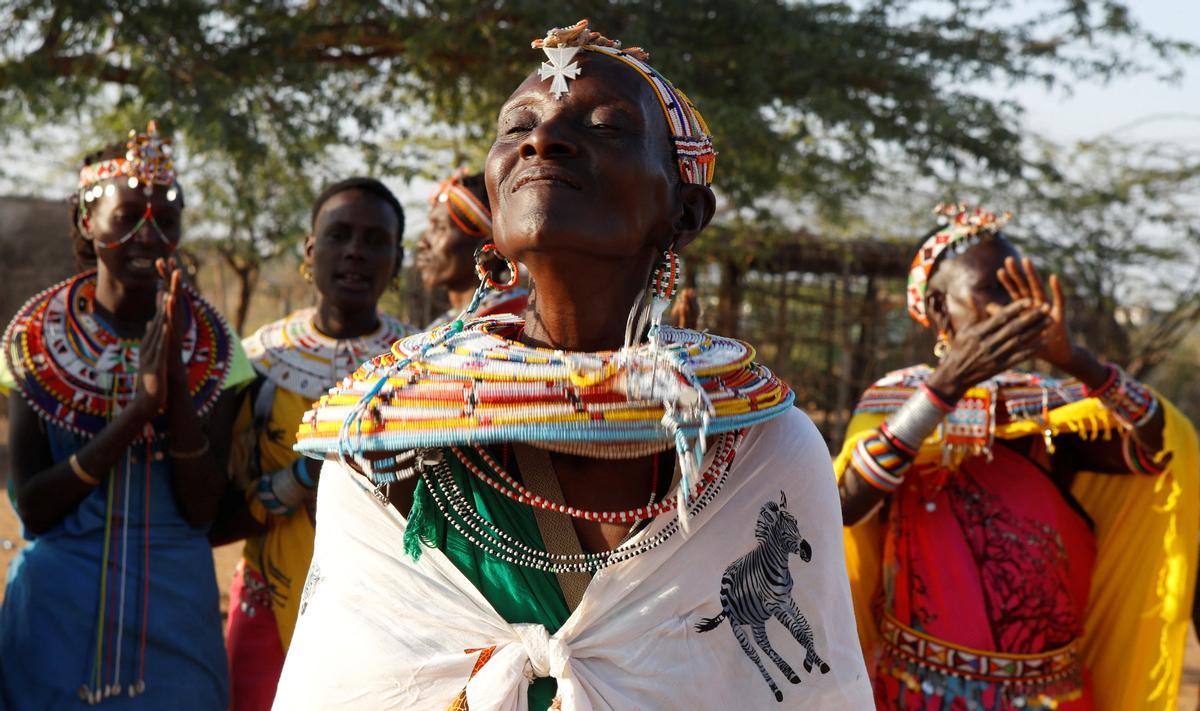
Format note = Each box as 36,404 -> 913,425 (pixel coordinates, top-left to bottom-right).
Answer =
0,122 -> 253,708
417,168 -> 529,328
217,177 -> 415,711
274,20 -> 872,711
835,204 -> 1198,710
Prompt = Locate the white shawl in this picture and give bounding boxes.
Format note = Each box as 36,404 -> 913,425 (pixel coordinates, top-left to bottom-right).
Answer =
275,409 -> 873,710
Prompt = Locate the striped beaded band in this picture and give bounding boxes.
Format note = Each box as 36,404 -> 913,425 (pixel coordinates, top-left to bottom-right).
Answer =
532,20 -> 716,187
430,168 -> 492,238
294,314 -> 792,457
1085,363 -> 1160,430
907,203 -> 1011,327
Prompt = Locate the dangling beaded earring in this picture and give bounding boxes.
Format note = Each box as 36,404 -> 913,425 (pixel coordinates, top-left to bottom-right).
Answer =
624,246 -> 680,348
474,244 -> 520,291
299,262 -> 314,284
933,331 -> 951,360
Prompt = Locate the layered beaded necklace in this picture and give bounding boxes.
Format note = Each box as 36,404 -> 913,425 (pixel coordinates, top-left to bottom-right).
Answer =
3,270 -> 233,702
420,430 -> 744,574
244,306 -> 415,399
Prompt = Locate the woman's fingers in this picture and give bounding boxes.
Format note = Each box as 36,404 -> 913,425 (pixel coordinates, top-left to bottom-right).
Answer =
1049,273 -> 1065,316
1003,257 -> 1032,301
985,305 -> 1049,346
996,267 -> 1022,303
1022,257 -> 1048,304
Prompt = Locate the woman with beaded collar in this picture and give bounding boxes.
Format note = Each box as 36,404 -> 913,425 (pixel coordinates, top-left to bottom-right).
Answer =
214,177 -> 416,711
0,122 -> 254,708
834,205 -> 1198,710
275,20 -> 872,710
417,168 -> 530,329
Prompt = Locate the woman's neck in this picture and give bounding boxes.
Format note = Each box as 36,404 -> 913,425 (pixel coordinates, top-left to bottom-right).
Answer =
313,299 -> 380,339
518,252 -> 650,352
93,269 -> 159,339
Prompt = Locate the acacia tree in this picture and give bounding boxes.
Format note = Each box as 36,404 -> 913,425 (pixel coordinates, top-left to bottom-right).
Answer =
0,1 -> 1192,329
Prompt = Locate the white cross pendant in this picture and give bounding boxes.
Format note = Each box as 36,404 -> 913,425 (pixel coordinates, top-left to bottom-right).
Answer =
538,46 -> 582,99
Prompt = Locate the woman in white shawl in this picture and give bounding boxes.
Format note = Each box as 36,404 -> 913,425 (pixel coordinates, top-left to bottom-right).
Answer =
277,20 -> 872,711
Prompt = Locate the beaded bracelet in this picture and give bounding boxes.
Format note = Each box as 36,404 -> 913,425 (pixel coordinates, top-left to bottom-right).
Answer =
1122,434 -> 1167,476
850,385 -> 952,493
1086,363 -> 1160,430
292,458 -> 317,489
255,466 -> 308,516
850,432 -> 911,492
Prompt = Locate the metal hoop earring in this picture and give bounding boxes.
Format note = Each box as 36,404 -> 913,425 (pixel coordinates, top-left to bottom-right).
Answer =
299,262 -> 314,284
475,244 -> 519,291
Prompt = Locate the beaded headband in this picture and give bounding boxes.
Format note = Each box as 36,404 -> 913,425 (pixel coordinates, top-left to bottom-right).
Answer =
430,168 -> 492,239
907,203 -> 1011,326
532,20 -> 716,187
78,121 -> 178,203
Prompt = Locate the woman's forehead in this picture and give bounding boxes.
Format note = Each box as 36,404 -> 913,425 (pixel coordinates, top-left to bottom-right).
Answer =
504,53 -> 663,118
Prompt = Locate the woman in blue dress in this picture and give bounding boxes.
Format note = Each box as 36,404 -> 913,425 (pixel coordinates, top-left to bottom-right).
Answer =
0,122 -> 252,708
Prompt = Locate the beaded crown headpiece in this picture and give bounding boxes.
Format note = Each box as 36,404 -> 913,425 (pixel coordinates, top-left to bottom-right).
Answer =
532,20 -> 716,187
78,120 -> 178,206
430,168 -> 492,239
907,203 -> 1012,327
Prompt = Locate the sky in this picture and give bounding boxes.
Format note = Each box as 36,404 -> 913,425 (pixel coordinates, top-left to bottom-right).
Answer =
1004,1 -> 1200,146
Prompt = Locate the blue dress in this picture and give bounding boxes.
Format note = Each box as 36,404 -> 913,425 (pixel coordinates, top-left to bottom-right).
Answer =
0,426 -> 229,710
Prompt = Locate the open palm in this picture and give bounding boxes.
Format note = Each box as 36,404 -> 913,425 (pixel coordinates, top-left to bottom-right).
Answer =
997,256 -> 1073,368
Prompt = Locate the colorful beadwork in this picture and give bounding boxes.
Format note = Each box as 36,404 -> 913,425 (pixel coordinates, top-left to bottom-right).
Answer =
907,203 -> 1011,326
431,168 -> 492,238
879,614 -> 1082,708
854,365 -> 1087,466
421,430 -> 743,574
532,20 -> 716,187
294,314 -> 792,457
2,270 -> 233,441
1085,362 -> 1160,430
79,121 -> 177,198
243,307 -> 415,400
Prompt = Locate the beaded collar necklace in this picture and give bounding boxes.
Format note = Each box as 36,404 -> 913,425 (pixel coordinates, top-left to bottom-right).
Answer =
2,270 -> 233,441
244,307 -> 415,400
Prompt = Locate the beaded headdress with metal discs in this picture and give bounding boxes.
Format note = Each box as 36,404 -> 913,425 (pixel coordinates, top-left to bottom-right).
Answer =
78,120 -> 179,206
907,203 -> 1012,327
430,168 -> 492,239
532,19 -> 717,187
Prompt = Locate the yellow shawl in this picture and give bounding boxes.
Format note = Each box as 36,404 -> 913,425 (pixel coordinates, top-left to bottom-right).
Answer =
835,380 -> 1198,710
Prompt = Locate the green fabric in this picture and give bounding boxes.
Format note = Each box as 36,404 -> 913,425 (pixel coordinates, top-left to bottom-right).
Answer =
406,448 -> 569,711
223,323 -> 255,390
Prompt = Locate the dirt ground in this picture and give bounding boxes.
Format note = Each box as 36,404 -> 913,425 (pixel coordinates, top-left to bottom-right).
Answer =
0,492 -> 1196,707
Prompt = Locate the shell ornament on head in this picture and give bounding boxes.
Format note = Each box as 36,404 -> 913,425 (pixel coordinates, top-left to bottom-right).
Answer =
532,19 -> 716,188
906,203 -> 1012,326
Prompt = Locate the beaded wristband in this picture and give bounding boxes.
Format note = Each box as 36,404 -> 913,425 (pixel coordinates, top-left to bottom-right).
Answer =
1122,435 -> 1167,476
68,454 -> 100,487
851,432 -> 911,492
256,466 -> 307,516
1086,363 -> 1160,430
292,458 -> 317,489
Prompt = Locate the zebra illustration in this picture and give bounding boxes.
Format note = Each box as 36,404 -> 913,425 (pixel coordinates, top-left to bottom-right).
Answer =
695,491 -> 830,702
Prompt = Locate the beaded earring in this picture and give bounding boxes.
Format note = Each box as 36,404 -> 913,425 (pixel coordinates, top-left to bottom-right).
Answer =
474,244 -> 519,291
